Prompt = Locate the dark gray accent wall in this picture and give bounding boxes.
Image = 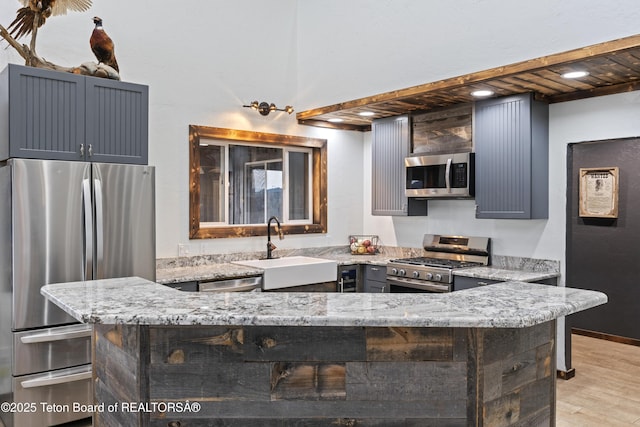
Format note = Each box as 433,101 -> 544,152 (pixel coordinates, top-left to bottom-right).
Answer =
567,137 -> 640,340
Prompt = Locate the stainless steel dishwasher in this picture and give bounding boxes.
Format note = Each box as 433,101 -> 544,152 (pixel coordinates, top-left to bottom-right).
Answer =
198,276 -> 262,292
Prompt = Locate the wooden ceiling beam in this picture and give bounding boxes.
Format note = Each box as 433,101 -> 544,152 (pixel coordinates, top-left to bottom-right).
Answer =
297,33 -> 640,126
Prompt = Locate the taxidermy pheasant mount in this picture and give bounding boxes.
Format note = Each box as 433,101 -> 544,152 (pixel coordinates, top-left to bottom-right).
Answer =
0,0 -> 121,80
90,17 -> 119,72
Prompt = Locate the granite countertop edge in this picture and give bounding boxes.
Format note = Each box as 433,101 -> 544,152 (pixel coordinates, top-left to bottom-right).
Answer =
41,277 -> 605,329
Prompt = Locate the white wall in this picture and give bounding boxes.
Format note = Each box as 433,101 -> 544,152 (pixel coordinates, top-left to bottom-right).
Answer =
298,0 -> 640,279
2,1 -> 640,261
0,1 -> 366,257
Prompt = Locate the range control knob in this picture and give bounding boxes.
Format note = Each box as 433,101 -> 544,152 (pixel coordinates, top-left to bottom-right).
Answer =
398,269 -> 406,276
426,272 -> 433,280
434,273 -> 443,282
412,271 -> 420,278
391,268 -> 398,275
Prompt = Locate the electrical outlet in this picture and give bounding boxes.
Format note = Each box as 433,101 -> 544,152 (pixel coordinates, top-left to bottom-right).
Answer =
178,244 -> 189,257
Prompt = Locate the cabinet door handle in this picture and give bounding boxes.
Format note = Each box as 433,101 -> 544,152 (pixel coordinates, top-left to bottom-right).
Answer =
478,281 -> 489,286
79,143 -> 84,157
88,144 -> 93,157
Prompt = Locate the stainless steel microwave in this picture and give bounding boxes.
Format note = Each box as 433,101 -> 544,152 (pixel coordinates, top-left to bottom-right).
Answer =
405,152 -> 474,198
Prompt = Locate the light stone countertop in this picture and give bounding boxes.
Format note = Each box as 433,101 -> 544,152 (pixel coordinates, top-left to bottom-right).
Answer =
454,255 -> 561,282
452,267 -> 559,282
155,249 -> 560,285
42,277 -> 605,329
156,263 -> 264,284
155,251 -> 396,285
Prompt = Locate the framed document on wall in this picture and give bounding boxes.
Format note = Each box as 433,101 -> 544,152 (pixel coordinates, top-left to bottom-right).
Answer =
579,167 -> 619,218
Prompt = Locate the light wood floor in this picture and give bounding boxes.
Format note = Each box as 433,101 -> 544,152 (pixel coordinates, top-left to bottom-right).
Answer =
0,334 -> 637,427
557,334 -> 640,426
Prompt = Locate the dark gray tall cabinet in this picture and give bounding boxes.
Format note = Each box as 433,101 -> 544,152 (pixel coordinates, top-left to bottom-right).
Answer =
371,115 -> 427,216
474,93 -> 548,219
0,64 -> 148,164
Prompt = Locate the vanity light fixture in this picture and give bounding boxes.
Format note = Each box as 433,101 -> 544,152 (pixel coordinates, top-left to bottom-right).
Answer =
562,71 -> 589,79
243,101 -> 294,116
471,89 -> 495,98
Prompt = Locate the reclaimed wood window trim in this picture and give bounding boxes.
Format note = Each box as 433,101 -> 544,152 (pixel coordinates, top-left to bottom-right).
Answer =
189,125 -> 328,239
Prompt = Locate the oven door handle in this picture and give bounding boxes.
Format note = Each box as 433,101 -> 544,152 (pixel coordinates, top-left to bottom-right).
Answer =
387,277 -> 451,293
445,157 -> 452,193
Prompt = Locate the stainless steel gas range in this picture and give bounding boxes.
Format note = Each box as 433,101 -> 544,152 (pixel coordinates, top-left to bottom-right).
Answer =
386,234 -> 490,292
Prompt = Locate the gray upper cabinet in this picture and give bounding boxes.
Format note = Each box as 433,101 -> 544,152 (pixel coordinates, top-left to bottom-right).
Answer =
85,77 -> 148,164
371,115 -> 427,216
1,64 -> 148,164
2,64 -> 85,161
474,93 -> 549,219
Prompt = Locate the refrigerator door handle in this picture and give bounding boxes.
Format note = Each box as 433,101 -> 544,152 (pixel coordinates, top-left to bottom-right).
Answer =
94,178 -> 104,279
82,178 -> 93,280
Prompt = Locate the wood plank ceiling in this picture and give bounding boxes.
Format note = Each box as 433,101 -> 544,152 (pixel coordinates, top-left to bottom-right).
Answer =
296,34 -> 640,131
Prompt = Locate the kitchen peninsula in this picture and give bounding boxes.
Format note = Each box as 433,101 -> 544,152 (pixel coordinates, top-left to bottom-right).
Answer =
42,277 -> 605,426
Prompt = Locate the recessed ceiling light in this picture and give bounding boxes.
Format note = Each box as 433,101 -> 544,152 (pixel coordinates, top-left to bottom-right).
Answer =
328,118 -> 344,123
471,90 -> 494,98
562,71 -> 589,79
359,111 -> 375,117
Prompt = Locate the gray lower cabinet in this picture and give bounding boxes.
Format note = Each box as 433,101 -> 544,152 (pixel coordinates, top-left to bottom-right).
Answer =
161,281 -> 199,292
474,93 -> 549,219
1,64 -> 148,164
363,265 -> 388,293
371,115 -> 427,216
453,276 -> 500,291
268,282 -> 338,292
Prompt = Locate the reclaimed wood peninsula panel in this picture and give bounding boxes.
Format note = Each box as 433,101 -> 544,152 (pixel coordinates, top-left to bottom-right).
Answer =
93,321 -> 556,426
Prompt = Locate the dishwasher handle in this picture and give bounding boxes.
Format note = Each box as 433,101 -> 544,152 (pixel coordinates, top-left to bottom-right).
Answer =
199,277 -> 262,292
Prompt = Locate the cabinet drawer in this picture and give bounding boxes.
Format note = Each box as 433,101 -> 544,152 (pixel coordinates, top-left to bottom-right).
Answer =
453,276 -> 500,291
13,324 -> 92,376
364,265 -> 386,282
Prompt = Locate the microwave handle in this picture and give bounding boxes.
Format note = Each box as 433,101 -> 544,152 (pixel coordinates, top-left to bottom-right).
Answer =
445,157 -> 452,193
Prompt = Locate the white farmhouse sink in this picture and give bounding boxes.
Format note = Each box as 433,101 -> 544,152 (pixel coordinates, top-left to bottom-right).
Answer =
232,256 -> 338,290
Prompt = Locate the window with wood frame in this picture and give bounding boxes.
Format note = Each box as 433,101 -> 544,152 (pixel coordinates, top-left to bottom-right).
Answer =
189,125 -> 327,239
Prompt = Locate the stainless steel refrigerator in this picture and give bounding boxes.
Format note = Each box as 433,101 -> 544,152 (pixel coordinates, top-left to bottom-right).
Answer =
0,158 -> 155,426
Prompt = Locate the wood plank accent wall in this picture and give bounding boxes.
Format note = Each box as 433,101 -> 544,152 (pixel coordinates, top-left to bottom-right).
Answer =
93,324 -> 150,427
92,322 -> 556,426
